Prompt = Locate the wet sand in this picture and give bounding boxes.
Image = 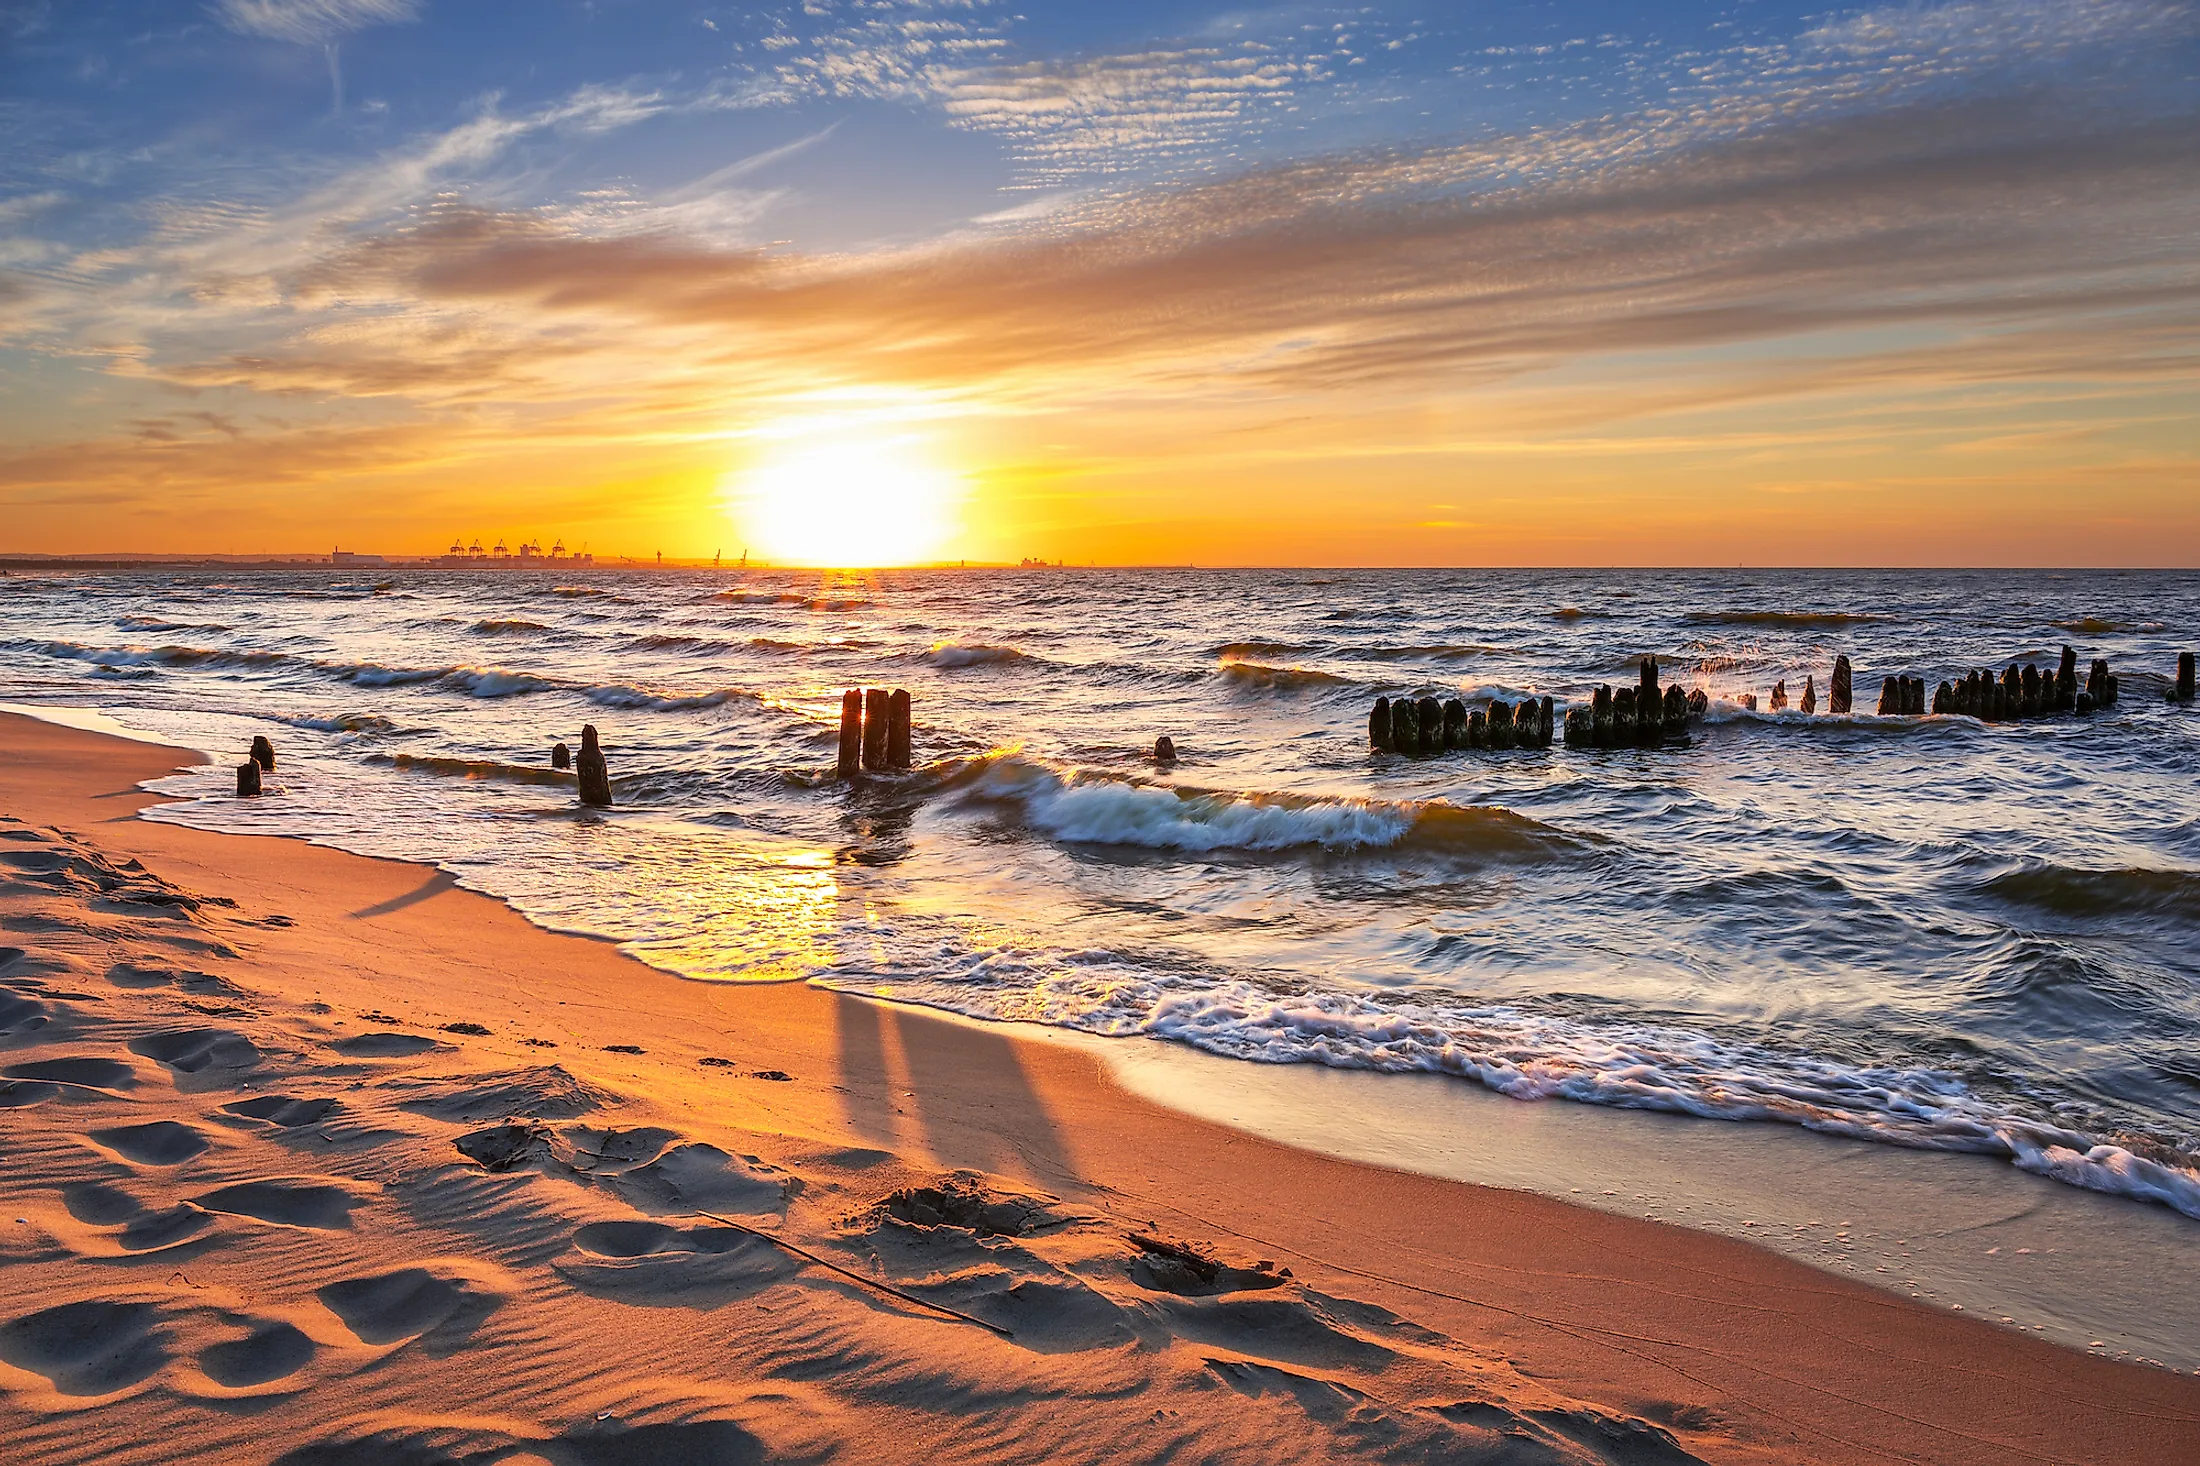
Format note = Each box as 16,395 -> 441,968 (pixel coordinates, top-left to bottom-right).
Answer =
1,710 -> 2194,1465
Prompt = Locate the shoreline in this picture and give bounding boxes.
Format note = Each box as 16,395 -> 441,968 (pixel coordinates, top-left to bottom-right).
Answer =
2,709 -> 2196,1464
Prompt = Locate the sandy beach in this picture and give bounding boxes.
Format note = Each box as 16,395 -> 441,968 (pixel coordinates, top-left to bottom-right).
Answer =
2,709 -> 2195,1466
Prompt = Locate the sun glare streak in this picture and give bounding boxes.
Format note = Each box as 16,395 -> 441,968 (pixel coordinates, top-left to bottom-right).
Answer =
728,421 -> 962,566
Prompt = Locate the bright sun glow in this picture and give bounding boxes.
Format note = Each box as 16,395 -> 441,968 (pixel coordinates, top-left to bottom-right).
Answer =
731,428 -> 961,566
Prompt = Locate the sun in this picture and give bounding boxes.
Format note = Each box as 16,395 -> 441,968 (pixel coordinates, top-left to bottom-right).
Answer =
729,427 -> 961,567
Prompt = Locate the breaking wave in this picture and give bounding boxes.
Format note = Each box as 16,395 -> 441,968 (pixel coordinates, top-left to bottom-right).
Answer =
2053,616 -> 2165,634
372,753 -> 574,786
1219,661 -> 1354,692
928,752 -> 1568,857
470,618 -> 549,635
1979,863 -> 2200,922
1211,640 -> 1319,660
927,642 -> 1034,669
584,682 -> 755,712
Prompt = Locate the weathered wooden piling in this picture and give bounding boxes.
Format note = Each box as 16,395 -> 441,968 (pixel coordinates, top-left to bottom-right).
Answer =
1769,680 -> 1788,712
1467,708 -> 1486,749
1687,689 -> 1708,721
1613,687 -> 1637,740
863,688 -> 891,771
1661,685 -> 1687,740
2020,664 -> 2042,717
1907,677 -> 1926,715
1564,705 -> 1589,745
1801,676 -> 1817,715
577,724 -> 612,807
1443,698 -> 1467,751
1369,696 -> 1392,753
1416,697 -> 1444,757
552,742 -> 571,770
249,735 -> 275,772
837,690 -> 863,777
236,760 -> 261,797
1487,700 -> 1514,750
2174,652 -> 2196,704
1740,693 -> 1758,712
1831,656 -> 1852,715
1877,677 -> 1896,715
1539,695 -> 1556,748
1154,736 -> 1176,761
888,689 -> 913,769
1591,686 -> 1612,745
2057,646 -> 2078,711
1391,697 -> 1419,757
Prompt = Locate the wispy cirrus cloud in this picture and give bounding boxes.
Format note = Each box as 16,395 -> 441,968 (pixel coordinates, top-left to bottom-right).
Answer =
215,0 -> 419,45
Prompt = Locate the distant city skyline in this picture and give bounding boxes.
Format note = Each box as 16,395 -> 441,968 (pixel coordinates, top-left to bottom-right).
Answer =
2,0 -> 2196,564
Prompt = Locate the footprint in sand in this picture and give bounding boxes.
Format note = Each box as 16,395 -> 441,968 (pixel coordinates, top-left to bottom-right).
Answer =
190,1180 -> 362,1231
0,990 -> 48,1037
332,1032 -> 444,1059
49,1182 -> 214,1256
0,1300 -> 169,1396
106,963 -> 241,997
87,1120 -> 211,1166
129,1028 -> 263,1079
315,1267 -> 503,1352
197,1321 -> 316,1389
222,1096 -> 340,1128
3,1055 -> 137,1092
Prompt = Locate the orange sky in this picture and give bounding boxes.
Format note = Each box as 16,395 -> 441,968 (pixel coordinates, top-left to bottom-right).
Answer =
4,2 -> 2197,565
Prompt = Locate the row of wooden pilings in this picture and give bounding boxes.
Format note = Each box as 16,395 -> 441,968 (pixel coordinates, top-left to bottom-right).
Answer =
1365,646 -> 2194,758
1369,692 -> 1555,754
837,687 -> 913,777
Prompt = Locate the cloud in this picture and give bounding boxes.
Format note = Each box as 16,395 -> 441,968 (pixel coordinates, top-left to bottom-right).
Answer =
215,0 -> 420,45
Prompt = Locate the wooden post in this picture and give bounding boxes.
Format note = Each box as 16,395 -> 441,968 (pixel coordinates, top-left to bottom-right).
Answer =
863,688 -> 890,771
1613,687 -> 1636,741
1769,680 -> 1788,711
1417,697 -> 1444,757
1876,677 -> 1896,714
1154,736 -> 1176,761
577,724 -> 612,807
1391,697 -> 1419,756
551,742 -> 571,770
1539,695 -> 1556,748
837,690 -> 863,777
888,689 -> 913,769
1661,685 -> 1687,741
1487,700 -> 1514,750
1443,698 -> 1467,751
1591,686 -> 1612,746
1686,688 -> 1707,722
249,735 -> 275,772
2174,652 -> 2196,703
1831,656 -> 1852,714
235,761 -> 261,797
2057,645 -> 2078,712
1800,676 -> 1816,715
1467,708 -> 1486,750
1369,697 -> 1392,752
2020,664 -> 2041,717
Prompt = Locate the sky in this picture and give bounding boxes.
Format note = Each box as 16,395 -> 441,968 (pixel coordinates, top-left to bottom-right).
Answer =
0,0 -> 2196,565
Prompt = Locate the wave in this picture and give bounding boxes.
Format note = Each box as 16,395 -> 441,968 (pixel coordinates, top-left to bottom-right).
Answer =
548,585 -> 626,601
583,682 -> 755,712
713,589 -> 806,605
1684,610 -> 1896,628
89,663 -> 157,680
1979,863 -> 2200,922
1211,640 -> 1319,660
471,618 -> 549,635
1218,661 -> 1354,692
844,967 -> 2200,1221
372,753 -> 573,786
438,666 -> 557,697
927,642 -> 1033,669
931,752 -> 1567,857
1552,607 -> 1607,621
2052,616 -> 2166,635
274,711 -> 403,735
115,615 -> 230,633
629,633 -> 739,655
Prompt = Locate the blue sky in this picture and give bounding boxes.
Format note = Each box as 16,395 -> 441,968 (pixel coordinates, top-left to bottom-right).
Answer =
2,1 -> 2196,561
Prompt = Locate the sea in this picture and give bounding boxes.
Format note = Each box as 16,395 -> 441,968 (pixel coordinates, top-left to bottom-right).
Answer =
4,566 -> 2196,1246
